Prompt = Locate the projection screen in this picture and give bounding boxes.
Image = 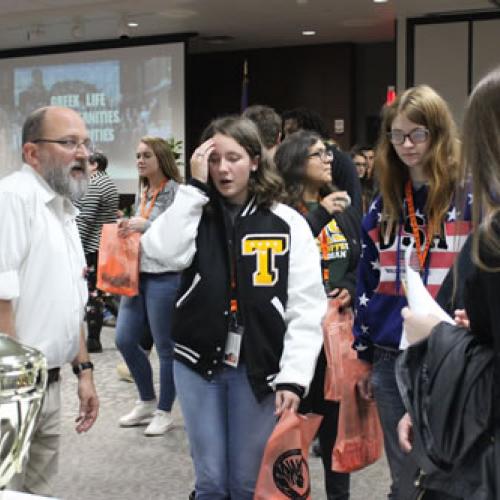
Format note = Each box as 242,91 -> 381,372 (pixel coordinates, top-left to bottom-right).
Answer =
0,40 -> 185,193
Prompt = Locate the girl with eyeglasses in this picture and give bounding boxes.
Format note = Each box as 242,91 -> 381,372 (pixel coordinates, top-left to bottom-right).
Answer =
352,85 -> 471,499
275,130 -> 362,500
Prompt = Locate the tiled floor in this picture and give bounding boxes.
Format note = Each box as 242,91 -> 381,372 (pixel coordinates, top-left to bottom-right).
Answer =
52,327 -> 390,499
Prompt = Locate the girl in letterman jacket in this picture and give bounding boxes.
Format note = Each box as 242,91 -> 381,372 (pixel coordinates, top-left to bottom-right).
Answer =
141,115 -> 326,499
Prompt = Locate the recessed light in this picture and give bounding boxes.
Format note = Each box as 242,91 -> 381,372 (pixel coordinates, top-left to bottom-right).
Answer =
127,21 -> 139,28
373,0 -> 388,3
302,30 -> 316,36
200,35 -> 235,44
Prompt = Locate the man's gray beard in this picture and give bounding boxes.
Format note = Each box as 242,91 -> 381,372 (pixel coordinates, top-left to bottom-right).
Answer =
39,158 -> 88,201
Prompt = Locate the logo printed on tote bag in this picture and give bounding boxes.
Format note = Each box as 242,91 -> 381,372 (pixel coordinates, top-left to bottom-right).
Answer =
272,448 -> 310,499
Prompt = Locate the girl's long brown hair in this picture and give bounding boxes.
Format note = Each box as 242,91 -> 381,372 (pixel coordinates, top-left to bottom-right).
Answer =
461,67 -> 500,271
139,136 -> 183,189
376,85 -> 460,238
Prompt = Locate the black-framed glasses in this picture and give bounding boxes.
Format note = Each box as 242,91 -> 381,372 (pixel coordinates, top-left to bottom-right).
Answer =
387,128 -> 429,146
33,138 -> 95,154
308,149 -> 334,162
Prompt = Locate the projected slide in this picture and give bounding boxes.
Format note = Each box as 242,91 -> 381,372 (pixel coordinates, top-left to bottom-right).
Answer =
0,42 -> 185,192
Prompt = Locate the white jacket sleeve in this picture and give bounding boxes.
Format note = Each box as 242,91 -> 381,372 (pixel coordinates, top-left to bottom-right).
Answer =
140,184 -> 209,271
272,205 -> 327,395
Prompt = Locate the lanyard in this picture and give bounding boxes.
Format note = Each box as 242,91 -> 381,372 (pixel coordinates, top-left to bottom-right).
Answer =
140,180 -> 167,219
405,180 -> 432,271
300,201 -> 330,285
319,228 -> 330,285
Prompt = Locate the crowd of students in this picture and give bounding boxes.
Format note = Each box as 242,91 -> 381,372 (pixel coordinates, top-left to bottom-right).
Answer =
97,68 -> 499,499
4,66 -> 498,499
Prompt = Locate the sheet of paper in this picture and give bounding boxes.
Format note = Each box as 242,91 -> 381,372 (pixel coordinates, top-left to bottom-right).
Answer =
399,250 -> 454,349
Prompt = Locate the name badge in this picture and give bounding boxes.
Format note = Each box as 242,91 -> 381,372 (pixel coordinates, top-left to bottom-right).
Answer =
224,324 -> 244,368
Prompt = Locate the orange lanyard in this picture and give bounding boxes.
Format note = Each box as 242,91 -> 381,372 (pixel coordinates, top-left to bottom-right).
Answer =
405,180 -> 432,270
300,201 -> 330,284
319,228 -> 330,284
140,180 -> 167,219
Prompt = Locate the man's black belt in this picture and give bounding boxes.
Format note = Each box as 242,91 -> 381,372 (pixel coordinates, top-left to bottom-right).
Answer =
47,367 -> 60,385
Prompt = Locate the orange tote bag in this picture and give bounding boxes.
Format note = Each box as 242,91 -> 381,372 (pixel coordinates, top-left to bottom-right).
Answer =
322,299 -> 357,401
332,358 -> 384,473
96,223 -> 140,297
254,410 -> 322,500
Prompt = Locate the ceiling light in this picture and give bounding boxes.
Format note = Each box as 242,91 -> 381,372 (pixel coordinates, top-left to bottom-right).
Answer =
200,35 -> 235,44
127,21 -> 139,28
302,30 -> 316,36
118,15 -> 131,38
373,0 -> 388,3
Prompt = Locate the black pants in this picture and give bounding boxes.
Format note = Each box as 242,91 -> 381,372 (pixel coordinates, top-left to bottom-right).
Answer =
85,252 -> 103,340
318,401 -> 350,499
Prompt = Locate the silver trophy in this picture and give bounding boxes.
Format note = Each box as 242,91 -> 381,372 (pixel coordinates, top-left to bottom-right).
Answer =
0,333 -> 47,488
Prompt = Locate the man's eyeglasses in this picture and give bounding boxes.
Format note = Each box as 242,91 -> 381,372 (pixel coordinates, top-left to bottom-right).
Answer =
308,149 -> 334,162
33,138 -> 95,154
354,162 -> 367,168
387,128 -> 429,146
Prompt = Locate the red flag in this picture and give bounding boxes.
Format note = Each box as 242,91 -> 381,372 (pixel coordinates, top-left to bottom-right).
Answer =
386,85 -> 396,105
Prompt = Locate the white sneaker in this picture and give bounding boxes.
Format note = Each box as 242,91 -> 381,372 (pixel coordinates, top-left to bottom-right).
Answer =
119,400 -> 156,427
144,410 -> 174,436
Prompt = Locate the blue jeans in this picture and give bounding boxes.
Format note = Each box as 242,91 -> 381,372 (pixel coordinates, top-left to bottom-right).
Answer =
371,348 -> 406,500
116,272 -> 180,411
174,361 -> 276,500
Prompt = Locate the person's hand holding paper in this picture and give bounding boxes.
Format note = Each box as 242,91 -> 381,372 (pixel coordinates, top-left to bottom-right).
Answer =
399,248 -> 454,348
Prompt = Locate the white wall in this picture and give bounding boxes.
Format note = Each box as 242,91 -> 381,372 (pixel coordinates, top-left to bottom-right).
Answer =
397,14 -> 500,128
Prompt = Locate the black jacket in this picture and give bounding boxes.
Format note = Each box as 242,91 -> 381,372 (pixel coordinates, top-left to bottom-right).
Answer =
396,322 -> 495,499
141,181 -> 326,401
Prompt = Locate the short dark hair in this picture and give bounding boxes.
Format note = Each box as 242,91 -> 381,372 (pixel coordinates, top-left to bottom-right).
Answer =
89,151 -> 108,171
282,107 -> 330,139
22,107 -> 48,146
242,105 -> 282,149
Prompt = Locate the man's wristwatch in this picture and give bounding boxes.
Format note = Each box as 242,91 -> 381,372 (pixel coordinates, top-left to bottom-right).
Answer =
72,361 -> 94,376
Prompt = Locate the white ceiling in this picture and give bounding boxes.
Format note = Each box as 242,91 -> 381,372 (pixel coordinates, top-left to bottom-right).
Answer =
0,0 -> 496,53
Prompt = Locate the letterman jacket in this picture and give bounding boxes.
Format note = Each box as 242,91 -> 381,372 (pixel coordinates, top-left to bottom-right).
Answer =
141,180 -> 327,400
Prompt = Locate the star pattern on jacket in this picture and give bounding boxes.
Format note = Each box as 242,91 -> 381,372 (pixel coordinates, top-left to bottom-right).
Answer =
359,292 -> 369,307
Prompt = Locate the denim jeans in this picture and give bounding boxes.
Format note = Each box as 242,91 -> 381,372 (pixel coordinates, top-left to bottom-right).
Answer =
371,348 -> 406,500
116,272 -> 180,411
174,361 -> 276,500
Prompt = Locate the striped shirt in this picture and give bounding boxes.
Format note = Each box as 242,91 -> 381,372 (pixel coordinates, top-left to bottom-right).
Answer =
75,170 -> 119,254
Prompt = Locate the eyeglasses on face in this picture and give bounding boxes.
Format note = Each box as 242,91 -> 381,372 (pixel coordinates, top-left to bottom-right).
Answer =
308,149 -> 334,162
355,162 -> 367,168
387,128 -> 429,146
33,138 -> 95,154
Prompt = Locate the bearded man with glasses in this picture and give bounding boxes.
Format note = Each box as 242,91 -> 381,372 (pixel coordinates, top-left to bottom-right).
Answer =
0,106 -> 99,496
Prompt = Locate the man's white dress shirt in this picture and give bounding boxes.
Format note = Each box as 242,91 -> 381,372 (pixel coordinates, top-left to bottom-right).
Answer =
0,164 -> 87,368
